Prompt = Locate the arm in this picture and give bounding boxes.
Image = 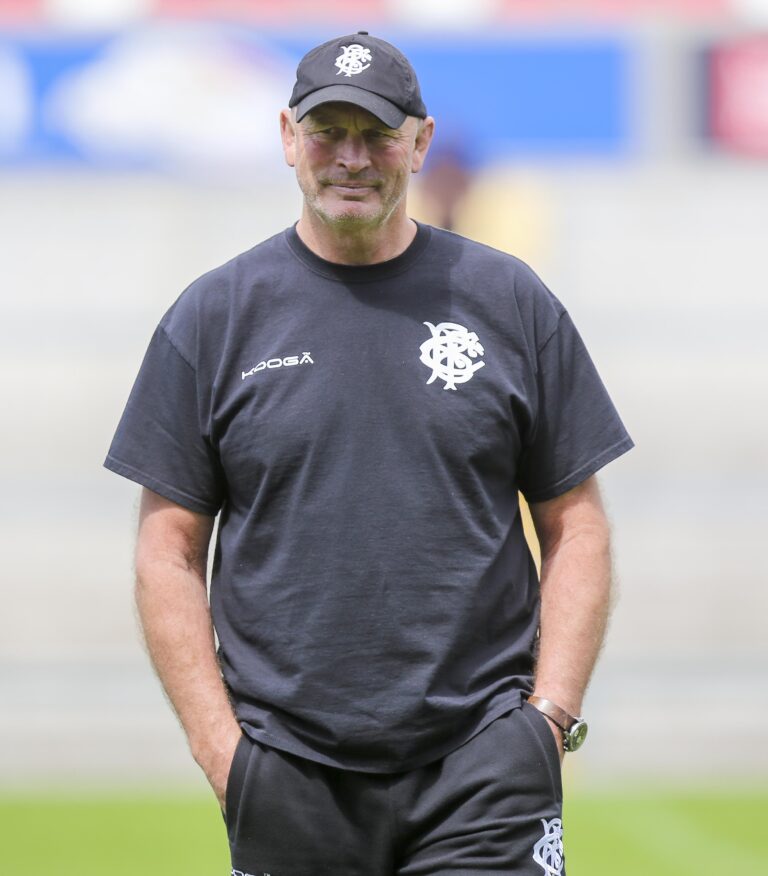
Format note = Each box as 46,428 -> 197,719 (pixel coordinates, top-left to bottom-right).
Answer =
134,487 -> 242,808
528,475 -> 614,759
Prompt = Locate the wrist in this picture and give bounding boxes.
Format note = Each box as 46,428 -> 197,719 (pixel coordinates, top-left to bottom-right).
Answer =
190,719 -> 242,768
527,694 -> 589,753
531,687 -> 581,718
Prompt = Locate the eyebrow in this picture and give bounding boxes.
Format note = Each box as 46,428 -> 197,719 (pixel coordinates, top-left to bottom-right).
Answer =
304,113 -> 337,125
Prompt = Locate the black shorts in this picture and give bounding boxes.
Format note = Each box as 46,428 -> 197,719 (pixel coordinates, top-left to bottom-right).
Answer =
224,702 -> 564,876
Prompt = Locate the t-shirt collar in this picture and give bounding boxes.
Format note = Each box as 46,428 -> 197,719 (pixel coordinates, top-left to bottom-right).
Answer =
284,221 -> 432,283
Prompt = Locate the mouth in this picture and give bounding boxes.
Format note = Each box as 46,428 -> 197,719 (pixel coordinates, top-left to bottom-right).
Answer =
325,181 -> 379,194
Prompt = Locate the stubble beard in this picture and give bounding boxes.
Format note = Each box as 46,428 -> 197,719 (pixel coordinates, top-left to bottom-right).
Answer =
299,174 -> 408,234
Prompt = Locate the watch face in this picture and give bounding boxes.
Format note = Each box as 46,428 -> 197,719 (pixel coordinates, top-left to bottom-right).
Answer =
566,720 -> 588,752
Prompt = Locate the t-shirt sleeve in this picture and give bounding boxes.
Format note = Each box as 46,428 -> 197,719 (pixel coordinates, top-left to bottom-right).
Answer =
103,324 -> 225,516
517,310 -> 634,503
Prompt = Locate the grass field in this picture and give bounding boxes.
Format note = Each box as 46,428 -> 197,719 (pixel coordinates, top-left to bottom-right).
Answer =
1,789 -> 766,874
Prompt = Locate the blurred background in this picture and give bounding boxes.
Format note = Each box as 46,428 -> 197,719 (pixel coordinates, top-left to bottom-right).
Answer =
1,0 -> 767,873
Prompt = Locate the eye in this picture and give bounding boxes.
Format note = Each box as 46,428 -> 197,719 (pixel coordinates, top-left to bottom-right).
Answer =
311,126 -> 344,138
365,129 -> 390,141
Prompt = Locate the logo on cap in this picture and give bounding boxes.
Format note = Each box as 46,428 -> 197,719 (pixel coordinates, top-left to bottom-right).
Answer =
335,44 -> 372,77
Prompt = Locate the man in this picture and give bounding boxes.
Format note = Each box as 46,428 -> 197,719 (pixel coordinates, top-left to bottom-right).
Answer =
105,32 -> 633,875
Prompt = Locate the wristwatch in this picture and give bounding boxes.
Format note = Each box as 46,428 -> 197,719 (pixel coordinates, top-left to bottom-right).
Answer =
527,695 -> 589,752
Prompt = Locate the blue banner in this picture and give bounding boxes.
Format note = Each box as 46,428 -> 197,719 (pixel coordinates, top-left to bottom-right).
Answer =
0,26 -> 630,171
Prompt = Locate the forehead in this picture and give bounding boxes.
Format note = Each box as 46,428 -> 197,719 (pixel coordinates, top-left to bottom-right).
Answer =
302,102 -> 400,130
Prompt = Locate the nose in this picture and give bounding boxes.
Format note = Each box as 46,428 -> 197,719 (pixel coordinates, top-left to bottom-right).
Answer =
335,133 -> 371,174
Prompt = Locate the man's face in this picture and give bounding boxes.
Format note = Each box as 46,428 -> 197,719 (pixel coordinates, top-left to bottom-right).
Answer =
280,102 -> 433,231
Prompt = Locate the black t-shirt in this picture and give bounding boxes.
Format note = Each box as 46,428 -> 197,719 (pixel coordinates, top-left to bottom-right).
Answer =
105,223 -> 633,773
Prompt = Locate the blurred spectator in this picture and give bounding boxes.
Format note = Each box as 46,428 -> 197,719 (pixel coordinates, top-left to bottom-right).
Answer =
415,135 -> 474,232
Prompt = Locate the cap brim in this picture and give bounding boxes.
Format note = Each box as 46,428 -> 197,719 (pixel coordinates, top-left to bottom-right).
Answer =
293,84 -> 407,129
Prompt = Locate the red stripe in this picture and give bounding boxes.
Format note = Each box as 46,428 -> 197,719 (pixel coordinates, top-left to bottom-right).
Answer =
152,0 -> 388,23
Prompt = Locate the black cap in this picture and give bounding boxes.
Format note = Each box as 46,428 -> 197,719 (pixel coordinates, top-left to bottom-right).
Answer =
289,32 -> 427,129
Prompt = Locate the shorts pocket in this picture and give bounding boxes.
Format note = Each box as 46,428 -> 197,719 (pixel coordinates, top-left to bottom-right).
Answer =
224,733 -> 251,825
520,702 -> 563,797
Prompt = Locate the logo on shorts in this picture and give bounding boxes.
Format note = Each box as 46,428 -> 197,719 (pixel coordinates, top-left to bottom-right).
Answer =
335,44 -> 372,77
231,871 -> 270,876
242,352 -> 313,380
532,817 -> 564,876
419,321 -> 485,391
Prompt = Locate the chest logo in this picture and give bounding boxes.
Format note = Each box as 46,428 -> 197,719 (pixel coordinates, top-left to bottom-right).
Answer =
335,44 -> 372,77
419,321 -> 485,391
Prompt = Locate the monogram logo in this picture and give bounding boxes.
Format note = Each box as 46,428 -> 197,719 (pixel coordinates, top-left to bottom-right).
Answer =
419,321 -> 485,391
532,817 -> 564,876
335,44 -> 372,77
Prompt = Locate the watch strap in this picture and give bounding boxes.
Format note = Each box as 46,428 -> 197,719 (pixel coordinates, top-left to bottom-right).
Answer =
526,695 -> 579,732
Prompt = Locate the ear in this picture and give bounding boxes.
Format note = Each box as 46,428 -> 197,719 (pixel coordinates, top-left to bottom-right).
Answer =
280,108 -> 297,168
411,116 -> 435,174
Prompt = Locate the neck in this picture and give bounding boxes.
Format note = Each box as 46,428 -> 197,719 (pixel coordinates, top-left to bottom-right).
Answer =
295,208 -> 417,266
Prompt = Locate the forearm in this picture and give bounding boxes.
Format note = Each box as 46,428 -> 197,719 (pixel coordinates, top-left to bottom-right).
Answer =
135,557 -> 239,765
533,520 -> 613,717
